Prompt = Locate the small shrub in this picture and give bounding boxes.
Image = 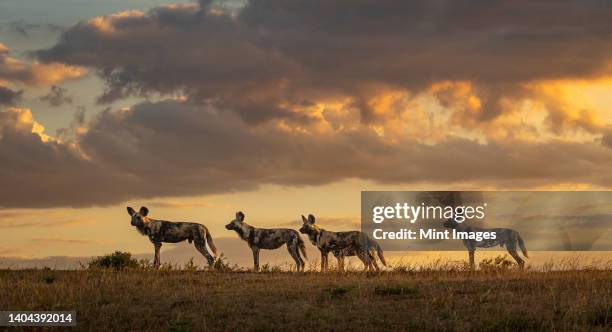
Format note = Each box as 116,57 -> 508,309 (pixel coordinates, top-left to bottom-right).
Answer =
88,251 -> 139,271
479,254 -> 516,271
213,254 -> 241,272
259,263 -> 282,273
183,257 -> 198,271
324,285 -> 354,299
374,284 -> 419,296
138,258 -> 153,269
391,264 -> 416,274
42,275 -> 56,284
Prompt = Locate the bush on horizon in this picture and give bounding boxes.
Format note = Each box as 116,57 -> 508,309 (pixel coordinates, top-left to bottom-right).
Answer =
88,251 -> 140,270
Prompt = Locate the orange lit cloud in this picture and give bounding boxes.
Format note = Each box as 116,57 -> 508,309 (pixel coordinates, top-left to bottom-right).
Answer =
30,238 -> 96,245
0,42 -> 87,87
1,0 -> 612,209
0,219 -> 92,229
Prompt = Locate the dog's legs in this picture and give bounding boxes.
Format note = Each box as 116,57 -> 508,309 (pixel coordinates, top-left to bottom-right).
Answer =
195,241 -> 215,268
321,251 -> 329,272
286,243 -> 303,272
505,237 -> 524,269
153,242 -> 162,268
369,251 -> 380,271
335,253 -> 345,271
292,238 -> 306,271
363,249 -> 373,271
356,250 -> 371,271
297,250 -> 305,272
468,250 -> 475,271
508,249 -> 525,269
252,248 -> 260,272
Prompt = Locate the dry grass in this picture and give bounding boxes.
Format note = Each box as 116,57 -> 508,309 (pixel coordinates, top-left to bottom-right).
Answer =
0,262 -> 610,331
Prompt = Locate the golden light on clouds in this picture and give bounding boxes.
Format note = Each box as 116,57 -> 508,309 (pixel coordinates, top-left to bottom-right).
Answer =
3,0 -> 612,263
1,108 -> 52,142
264,75 -> 612,148
527,78 -> 612,133
30,63 -> 88,86
1,42 -> 87,86
89,11 -> 146,34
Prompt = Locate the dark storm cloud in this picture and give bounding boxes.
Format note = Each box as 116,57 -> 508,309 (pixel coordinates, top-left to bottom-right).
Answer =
0,85 -> 22,105
35,0 -> 612,123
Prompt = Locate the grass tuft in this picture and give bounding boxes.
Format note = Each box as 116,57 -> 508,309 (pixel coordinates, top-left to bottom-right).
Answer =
587,304 -> 612,327
323,285 -> 355,299
374,284 -> 419,296
42,274 -> 56,284
168,319 -> 191,332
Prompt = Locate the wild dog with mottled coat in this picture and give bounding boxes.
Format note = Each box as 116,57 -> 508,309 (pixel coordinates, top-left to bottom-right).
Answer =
299,214 -> 386,271
225,211 -> 307,272
443,218 -> 528,269
127,206 -> 217,268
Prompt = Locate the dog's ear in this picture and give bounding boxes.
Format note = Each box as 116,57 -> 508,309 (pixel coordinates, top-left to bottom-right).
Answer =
308,214 -> 315,224
139,206 -> 149,217
301,215 -> 308,224
127,206 -> 136,216
236,211 -> 245,222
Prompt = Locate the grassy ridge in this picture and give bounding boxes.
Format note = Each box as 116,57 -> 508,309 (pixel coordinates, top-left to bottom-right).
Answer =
0,269 -> 610,331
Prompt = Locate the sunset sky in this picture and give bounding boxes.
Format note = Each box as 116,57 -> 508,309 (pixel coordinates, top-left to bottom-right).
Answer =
1,0 -> 612,264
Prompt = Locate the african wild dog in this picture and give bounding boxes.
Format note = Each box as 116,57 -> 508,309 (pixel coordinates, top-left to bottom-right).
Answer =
299,214 -> 387,271
443,218 -> 528,270
127,206 -> 217,268
225,211 -> 307,272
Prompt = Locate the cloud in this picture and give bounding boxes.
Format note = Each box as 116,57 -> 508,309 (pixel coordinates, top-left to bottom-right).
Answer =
4,20 -> 64,38
80,100 -> 612,188
0,209 -> 49,219
39,85 -> 73,107
0,219 -> 92,229
30,237 -> 94,245
148,200 -> 231,209
3,99 -> 612,208
33,0 -> 612,133
0,42 -> 86,86
0,108 -> 130,207
2,1 -> 612,207
0,85 -> 22,105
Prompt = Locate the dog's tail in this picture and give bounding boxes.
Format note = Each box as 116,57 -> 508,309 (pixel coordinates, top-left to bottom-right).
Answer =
517,233 -> 528,258
297,236 -> 308,259
375,242 -> 387,266
205,226 -> 218,256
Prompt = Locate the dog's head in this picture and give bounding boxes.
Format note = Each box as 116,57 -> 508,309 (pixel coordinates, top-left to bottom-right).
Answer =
299,214 -> 319,235
225,211 -> 245,231
127,206 -> 149,226
443,217 -> 459,229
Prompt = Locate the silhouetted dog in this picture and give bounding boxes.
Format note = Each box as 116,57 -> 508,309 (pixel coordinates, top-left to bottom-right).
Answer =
127,206 -> 217,268
443,218 -> 528,269
225,211 -> 307,272
299,214 -> 386,271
